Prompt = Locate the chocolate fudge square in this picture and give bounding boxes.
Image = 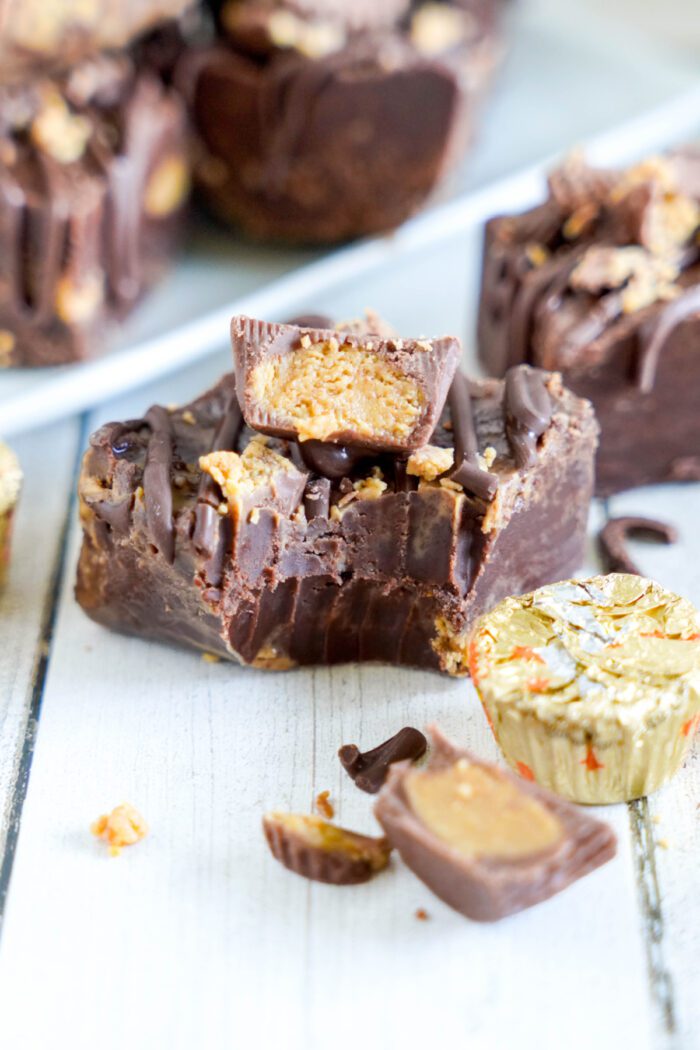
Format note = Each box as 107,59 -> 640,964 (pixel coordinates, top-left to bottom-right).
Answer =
0,56 -> 188,367
183,0 -> 503,243
478,150 -> 700,494
76,324 -> 597,674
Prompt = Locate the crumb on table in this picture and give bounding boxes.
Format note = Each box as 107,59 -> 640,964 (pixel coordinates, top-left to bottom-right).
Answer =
315,790 -> 335,819
91,802 -> 148,857
415,908 -> 430,921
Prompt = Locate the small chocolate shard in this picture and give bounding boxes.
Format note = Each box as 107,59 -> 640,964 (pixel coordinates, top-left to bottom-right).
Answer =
230,315 -> 461,453
598,516 -> 678,576
374,726 -> 617,922
262,812 -> 392,885
339,727 -> 428,794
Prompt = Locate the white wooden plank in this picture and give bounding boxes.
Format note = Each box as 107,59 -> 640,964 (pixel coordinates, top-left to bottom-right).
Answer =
0,419 -> 81,870
0,349 -> 655,1050
607,483 -> 700,1048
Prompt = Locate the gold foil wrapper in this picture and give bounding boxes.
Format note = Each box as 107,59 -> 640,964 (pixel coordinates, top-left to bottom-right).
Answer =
0,442 -> 22,590
469,574 -> 700,803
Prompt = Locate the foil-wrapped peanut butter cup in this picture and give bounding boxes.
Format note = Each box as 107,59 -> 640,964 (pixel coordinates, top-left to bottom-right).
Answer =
469,574 -> 700,803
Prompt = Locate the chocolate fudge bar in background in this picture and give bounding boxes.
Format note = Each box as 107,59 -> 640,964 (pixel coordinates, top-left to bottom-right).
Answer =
181,0 -> 504,243
230,315 -> 460,451
0,0 -> 195,85
0,56 -> 189,367
75,314 -> 597,674
478,150 -> 700,494
375,728 -> 617,921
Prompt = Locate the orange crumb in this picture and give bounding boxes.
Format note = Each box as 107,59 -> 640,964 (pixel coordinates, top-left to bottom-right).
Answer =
510,646 -> 545,664
581,746 -> 604,772
91,803 -> 148,857
640,631 -> 667,639
415,908 -> 430,921
315,790 -> 334,819
516,761 -> 535,782
526,677 -> 550,693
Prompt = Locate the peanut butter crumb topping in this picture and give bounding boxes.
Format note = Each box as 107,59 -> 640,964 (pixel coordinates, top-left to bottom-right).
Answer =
470,574 -> 700,728
144,155 -> 190,219
200,436 -> 296,510
30,88 -> 92,164
570,246 -> 679,314
411,3 -> 470,54
407,444 -> 454,482
250,340 -> 424,443
404,760 -> 562,861
91,802 -> 148,857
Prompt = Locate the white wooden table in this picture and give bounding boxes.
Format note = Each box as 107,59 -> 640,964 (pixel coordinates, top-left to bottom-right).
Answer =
0,229 -> 698,1050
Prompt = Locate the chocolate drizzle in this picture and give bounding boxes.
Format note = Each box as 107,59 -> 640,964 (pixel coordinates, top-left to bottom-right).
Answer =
504,366 -> 552,468
143,406 -> 175,563
304,477 -> 331,520
297,440 -> 368,480
441,371 -> 498,501
598,516 -> 678,576
637,285 -> 700,393
192,391 -> 243,560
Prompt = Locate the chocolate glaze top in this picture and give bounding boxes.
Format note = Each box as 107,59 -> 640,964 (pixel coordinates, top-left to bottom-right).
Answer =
84,363 -> 585,590
482,151 -> 700,391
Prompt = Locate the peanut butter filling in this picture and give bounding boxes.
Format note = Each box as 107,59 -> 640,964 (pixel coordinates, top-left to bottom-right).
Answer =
250,339 -> 423,443
404,759 -> 562,860
200,436 -> 297,509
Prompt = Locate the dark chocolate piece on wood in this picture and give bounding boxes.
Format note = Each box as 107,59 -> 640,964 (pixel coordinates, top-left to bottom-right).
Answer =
339,727 -> 428,794
504,365 -> 553,468
374,727 -> 617,922
441,372 -> 498,500
262,812 -> 392,885
598,516 -> 678,576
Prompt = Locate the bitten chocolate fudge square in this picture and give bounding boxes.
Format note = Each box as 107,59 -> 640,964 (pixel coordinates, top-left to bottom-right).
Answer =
478,150 -> 700,494
76,314 -> 597,675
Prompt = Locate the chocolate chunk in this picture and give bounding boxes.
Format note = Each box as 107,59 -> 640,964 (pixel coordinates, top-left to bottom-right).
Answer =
598,517 -> 678,576
374,727 -> 617,922
504,365 -> 552,468
231,315 -> 461,454
478,148 -> 700,494
0,56 -> 188,367
75,349 -> 598,675
183,1 -> 503,243
339,727 -> 428,794
262,812 -> 392,885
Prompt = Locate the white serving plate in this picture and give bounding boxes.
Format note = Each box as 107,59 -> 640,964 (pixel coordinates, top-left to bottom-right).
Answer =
1,0 -> 699,436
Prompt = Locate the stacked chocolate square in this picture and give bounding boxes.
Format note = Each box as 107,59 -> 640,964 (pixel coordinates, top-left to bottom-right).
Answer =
0,0 -> 193,366
184,0 -> 505,242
